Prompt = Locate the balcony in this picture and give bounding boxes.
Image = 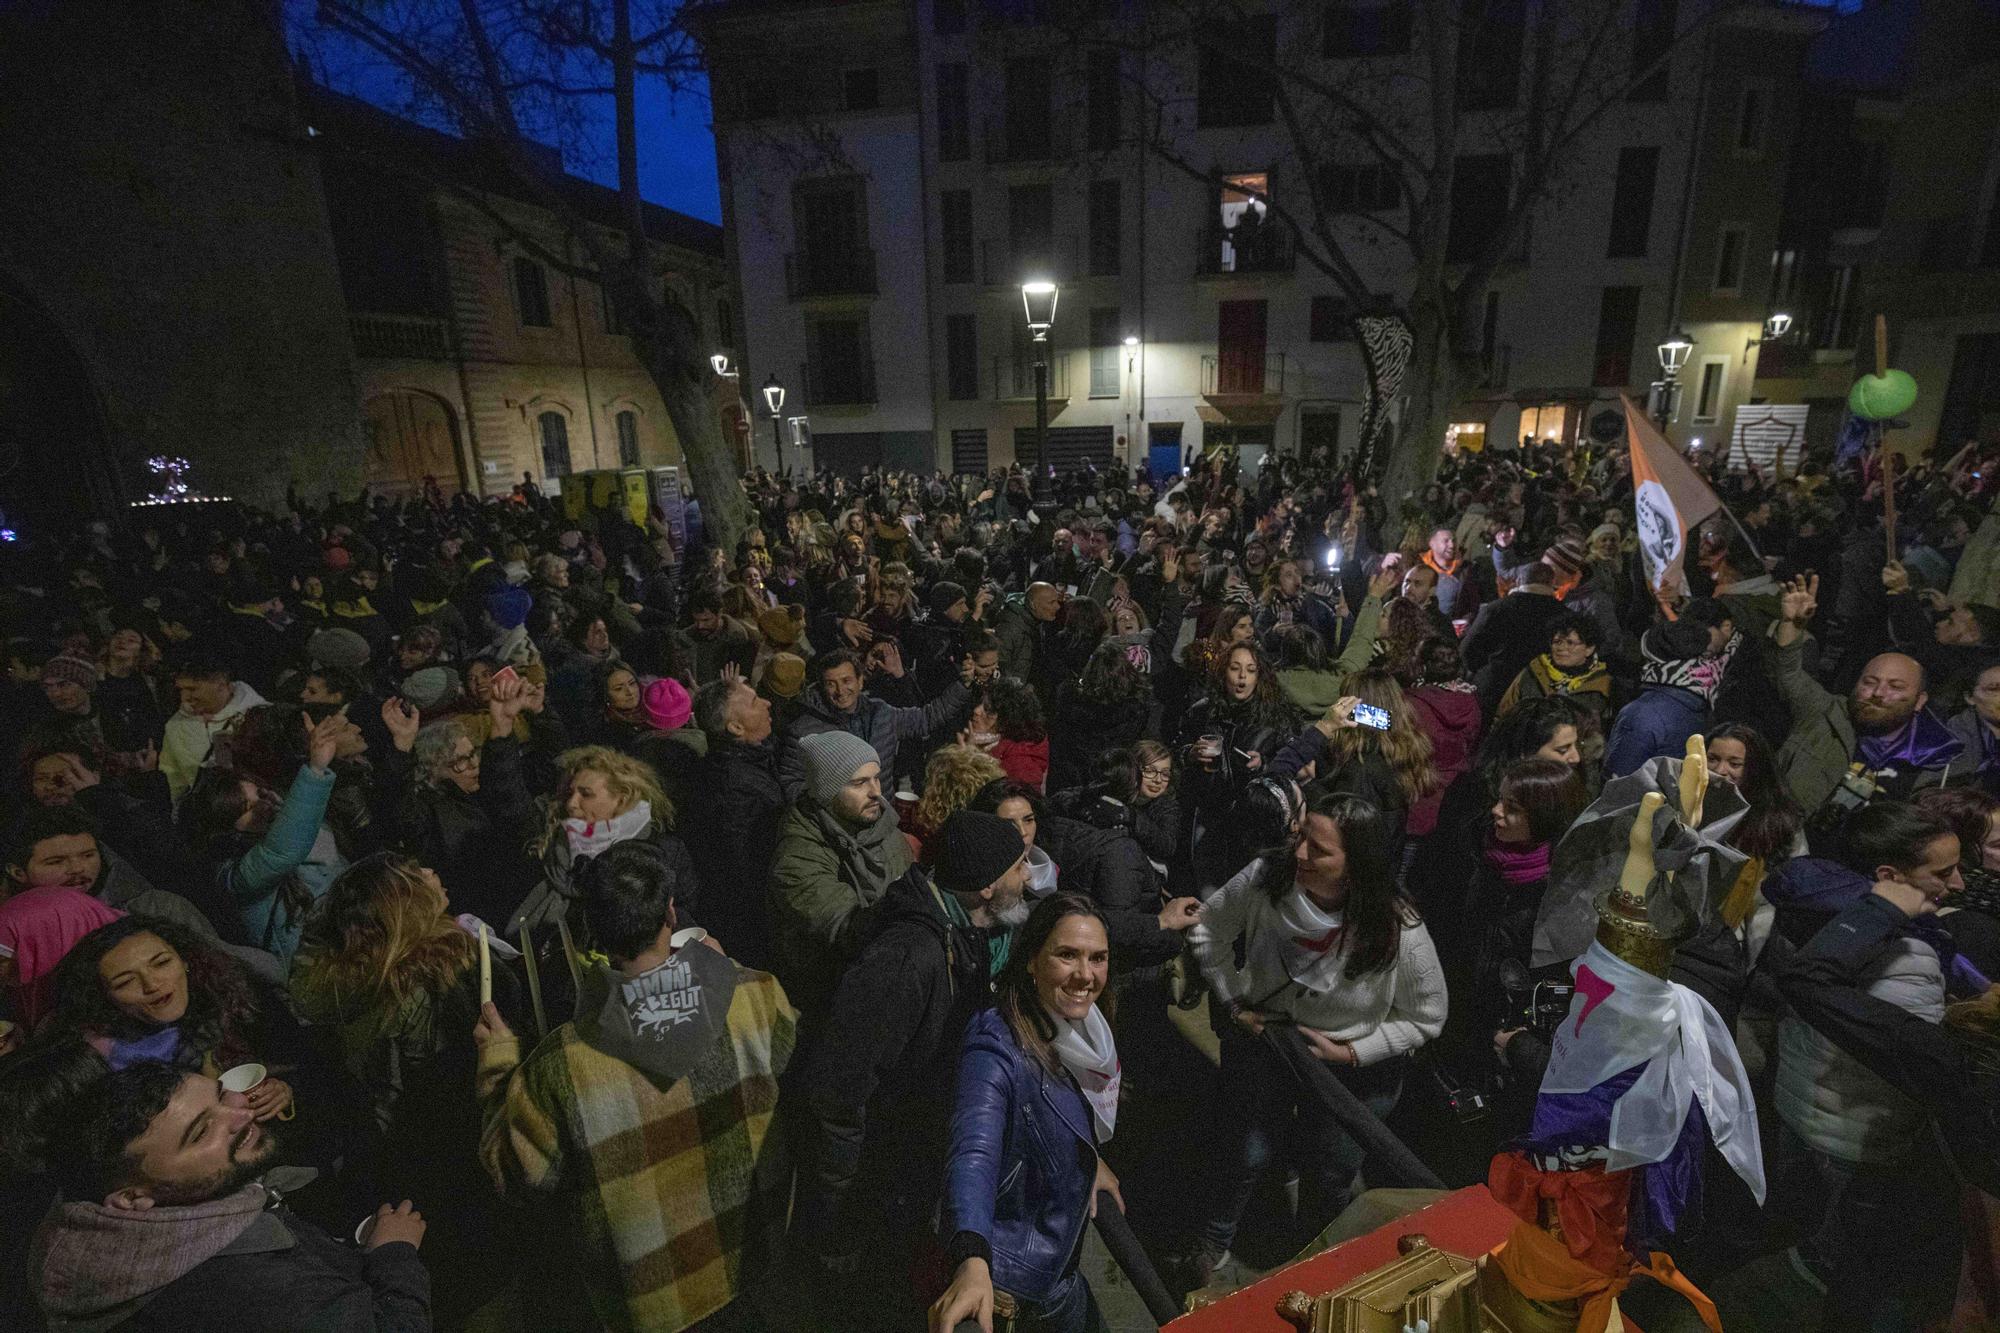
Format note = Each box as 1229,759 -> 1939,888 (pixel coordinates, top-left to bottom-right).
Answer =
784,249 -> 878,301
992,352 -> 1071,402
800,360 -> 878,407
983,111 -> 1071,165
349,313 -> 449,360
980,234 -> 1079,287
1201,352 -> 1288,397
1195,220 -> 1295,277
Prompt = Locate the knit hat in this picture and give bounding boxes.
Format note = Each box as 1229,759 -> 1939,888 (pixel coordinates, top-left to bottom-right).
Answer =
486,586 -> 532,631
799,732 -> 881,808
41,654 -> 99,693
1543,535 -> 1588,583
1589,523 -> 1621,552
757,605 -> 802,649
323,545 -> 353,572
643,678 -> 692,731
307,627 -> 372,672
927,581 -> 969,619
764,652 -> 806,699
401,666 -> 461,712
933,810 -> 1027,895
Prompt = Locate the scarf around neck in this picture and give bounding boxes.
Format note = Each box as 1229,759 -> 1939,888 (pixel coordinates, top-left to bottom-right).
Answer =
810,801 -> 900,903
1533,654 -> 1607,693
1051,1004 -> 1121,1144
1276,885 -> 1347,984
1855,709 -> 1965,775
1640,630 -> 1740,704
564,800 -> 653,859
1485,834 -> 1553,888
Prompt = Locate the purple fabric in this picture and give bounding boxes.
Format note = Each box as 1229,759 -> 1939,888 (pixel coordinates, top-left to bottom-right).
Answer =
1856,709 -> 1964,774
96,1025 -> 188,1072
1519,1062 -> 1711,1250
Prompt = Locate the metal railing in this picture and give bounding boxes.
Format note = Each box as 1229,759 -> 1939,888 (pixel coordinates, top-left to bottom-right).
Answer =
1195,219 -> 1296,276
980,234 -> 1079,287
992,352 -> 1070,401
799,359 -> 878,407
1200,352 -> 1287,396
349,313 -> 448,361
783,249 -> 878,300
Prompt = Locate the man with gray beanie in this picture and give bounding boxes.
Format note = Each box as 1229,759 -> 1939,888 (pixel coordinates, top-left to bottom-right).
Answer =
767,732 -> 915,1014
788,809 -> 1028,1325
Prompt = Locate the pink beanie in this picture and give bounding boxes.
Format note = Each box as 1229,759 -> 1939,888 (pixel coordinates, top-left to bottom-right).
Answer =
642,677 -> 692,732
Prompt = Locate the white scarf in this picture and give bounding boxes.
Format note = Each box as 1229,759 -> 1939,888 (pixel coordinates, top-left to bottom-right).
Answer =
1051,1003 -> 1121,1143
1276,886 -> 1346,986
564,800 -> 653,859
1023,845 -> 1060,898
1540,942 -> 1765,1203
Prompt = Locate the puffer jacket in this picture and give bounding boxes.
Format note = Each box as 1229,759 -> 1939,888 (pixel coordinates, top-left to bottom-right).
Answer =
1766,856 -> 1945,1163
1037,805 -> 1178,971
942,1008 -> 1099,1304
777,681 -> 970,801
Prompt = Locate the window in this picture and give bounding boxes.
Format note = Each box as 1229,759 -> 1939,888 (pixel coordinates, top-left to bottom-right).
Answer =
1310,295 -> 1353,342
513,257 -> 551,327
941,190 -> 974,284
1087,48 -> 1120,151
1606,146 -> 1660,258
843,68 -> 880,111
1197,15 -> 1276,128
946,314 -> 979,400
934,0 -> 966,34
807,317 -> 875,404
538,411 -> 571,476
1088,179 -> 1121,276
601,282 -> 625,335
1321,161 -> 1400,214
1003,58 -> 1052,159
1592,286 -> 1641,387
1693,357 -> 1728,424
615,410 -> 640,466
794,178 -> 869,294
1324,1 -> 1412,57
1457,0 -> 1524,112
937,63 -> 970,162
1445,153 -> 1510,264
1631,0 -> 1677,102
1735,83 -> 1767,156
1008,183 -> 1054,272
1714,224 -> 1747,293
1216,299 -> 1269,393
1089,307 -> 1121,398
717,298 -> 734,348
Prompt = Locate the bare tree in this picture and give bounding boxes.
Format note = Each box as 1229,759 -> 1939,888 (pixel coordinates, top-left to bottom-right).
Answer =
302,0 -> 752,552
1048,0 -> 1742,508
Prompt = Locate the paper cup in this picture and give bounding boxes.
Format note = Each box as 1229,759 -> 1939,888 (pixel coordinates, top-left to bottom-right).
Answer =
670,927 -> 708,950
354,1215 -> 377,1246
218,1062 -> 267,1094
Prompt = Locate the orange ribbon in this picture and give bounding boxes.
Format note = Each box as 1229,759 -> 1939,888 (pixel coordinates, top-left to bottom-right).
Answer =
1491,1221 -> 1721,1333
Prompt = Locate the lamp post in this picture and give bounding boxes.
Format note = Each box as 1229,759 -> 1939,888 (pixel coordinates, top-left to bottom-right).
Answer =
1652,326 -> 1693,431
762,375 -> 786,471
1021,280 -> 1058,499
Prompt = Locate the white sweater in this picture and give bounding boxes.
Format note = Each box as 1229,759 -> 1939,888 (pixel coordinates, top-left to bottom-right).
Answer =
1191,859 -> 1448,1066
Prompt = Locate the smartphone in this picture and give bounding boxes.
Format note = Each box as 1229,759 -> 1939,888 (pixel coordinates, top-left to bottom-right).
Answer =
492,664 -> 520,689
1353,703 -> 1391,731
1324,544 -> 1341,570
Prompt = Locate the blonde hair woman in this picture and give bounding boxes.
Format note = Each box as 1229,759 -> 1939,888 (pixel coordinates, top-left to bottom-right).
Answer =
1296,669 -> 1438,865
289,852 -> 519,1321
908,744 -> 1006,862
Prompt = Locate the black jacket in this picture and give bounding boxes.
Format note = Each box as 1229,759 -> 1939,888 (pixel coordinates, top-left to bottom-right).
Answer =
393,734 -> 537,927
1048,684 -> 1154,795
791,867 -> 991,1255
687,737 -> 787,970
1460,589 -> 1570,715
1037,806 -> 1180,971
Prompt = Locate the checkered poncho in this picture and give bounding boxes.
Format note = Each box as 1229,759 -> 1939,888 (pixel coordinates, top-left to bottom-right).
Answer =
477,968 -> 797,1332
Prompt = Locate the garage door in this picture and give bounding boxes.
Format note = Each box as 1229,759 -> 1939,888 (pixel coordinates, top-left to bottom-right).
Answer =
1013,425 -> 1114,476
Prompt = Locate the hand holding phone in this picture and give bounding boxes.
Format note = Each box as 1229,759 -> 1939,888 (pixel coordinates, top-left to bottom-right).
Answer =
1352,703 -> 1391,731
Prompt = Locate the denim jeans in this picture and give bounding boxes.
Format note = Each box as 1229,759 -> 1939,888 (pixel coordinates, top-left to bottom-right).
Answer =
1202,1028 -> 1407,1250
1010,1270 -> 1107,1333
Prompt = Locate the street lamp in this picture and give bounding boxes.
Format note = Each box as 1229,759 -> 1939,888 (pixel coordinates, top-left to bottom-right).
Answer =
762,375 -> 786,470
1021,281 -> 1059,498
710,353 -> 734,377
1763,312 -> 1793,340
1652,326 -> 1694,429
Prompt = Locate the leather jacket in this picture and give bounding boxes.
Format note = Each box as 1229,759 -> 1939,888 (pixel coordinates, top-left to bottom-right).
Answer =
942,1008 -> 1098,1302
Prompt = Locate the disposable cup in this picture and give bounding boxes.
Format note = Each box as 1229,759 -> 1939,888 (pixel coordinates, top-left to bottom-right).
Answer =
218,1063 -> 267,1094
354,1215 -> 377,1246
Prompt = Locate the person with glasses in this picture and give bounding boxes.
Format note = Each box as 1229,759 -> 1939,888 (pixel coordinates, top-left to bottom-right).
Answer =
394,676 -> 539,927
1493,611 -> 1615,770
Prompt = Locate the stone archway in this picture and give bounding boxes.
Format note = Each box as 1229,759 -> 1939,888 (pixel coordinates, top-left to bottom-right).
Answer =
362,390 -> 465,495
0,278 -> 121,531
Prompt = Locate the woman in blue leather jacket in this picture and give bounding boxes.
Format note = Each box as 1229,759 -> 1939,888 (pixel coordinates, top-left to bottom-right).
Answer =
931,894 -> 1124,1333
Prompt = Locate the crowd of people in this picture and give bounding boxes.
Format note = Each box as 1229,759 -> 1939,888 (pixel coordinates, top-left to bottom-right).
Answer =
0,436 -> 1997,1333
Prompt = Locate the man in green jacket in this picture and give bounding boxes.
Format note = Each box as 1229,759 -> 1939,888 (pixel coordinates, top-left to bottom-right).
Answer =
767,732 -> 914,1016
1767,574 -> 1963,815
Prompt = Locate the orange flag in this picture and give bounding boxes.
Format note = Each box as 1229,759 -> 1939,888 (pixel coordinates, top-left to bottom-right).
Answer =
1624,394 -> 1723,593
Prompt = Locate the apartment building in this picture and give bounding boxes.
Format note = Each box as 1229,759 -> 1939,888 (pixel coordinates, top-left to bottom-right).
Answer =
698,0 -> 1836,479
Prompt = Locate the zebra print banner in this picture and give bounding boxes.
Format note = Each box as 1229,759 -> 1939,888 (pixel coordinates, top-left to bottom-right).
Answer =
1353,314 -> 1413,475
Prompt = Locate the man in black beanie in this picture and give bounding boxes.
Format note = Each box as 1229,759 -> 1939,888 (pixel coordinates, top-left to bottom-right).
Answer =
788,810 -> 1028,1328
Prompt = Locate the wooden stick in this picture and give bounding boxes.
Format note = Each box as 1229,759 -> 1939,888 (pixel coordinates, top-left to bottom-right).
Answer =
1874,313 -> 1889,379
479,923 -> 492,1006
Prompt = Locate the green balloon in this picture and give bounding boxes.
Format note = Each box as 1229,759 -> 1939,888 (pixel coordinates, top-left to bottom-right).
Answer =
1848,369 -> 1918,421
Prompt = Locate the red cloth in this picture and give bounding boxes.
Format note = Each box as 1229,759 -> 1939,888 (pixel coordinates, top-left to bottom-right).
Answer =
1487,1152 -> 1631,1277
993,738 -> 1049,793
0,887 -> 124,1028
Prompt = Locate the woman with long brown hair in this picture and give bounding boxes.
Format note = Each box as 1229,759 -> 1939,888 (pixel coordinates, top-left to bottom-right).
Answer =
1178,640 -> 1301,890
1271,668 -> 1438,865
289,851 -> 523,1322
932,893 -> 1123,1333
